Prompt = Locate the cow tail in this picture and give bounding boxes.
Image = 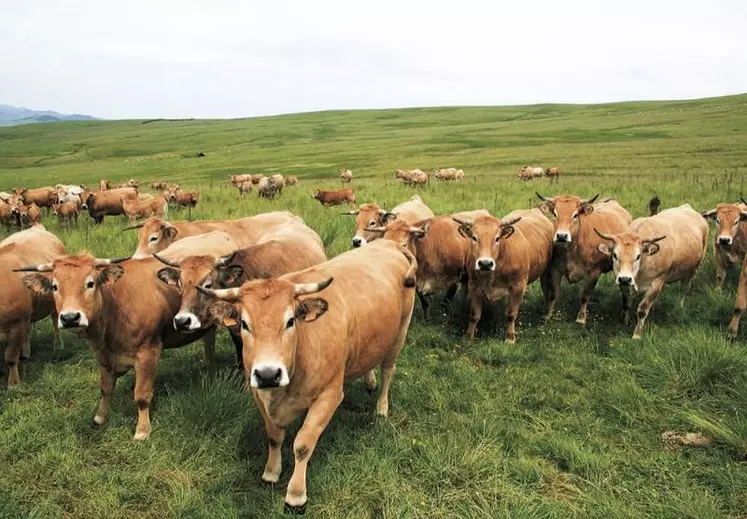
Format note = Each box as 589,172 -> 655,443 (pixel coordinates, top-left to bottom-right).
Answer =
400,247 -> 417,288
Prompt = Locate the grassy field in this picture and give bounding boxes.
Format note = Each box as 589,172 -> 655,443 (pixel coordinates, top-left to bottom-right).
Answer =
1,93 -> 747,518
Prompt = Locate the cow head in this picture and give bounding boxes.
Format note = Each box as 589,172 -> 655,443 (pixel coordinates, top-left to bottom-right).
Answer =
14,255 -> 128,329
343,203 -> 393,248
595,229 -> 666,291
364,219 -> 427,253
455,215 -> 520,272
536,193 -> 599,245
154,252 -> 241,332
128,217 -> 178,259
701,202 -> 747,247
200,277 -> 333,389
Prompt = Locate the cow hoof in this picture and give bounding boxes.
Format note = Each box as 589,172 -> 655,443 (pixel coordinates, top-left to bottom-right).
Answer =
133,430 -> 150,441
505,337 -> 516,344
92,414 -> 106,426
575,318 -> 587,325
284,502 -> 306,515
261,472 -> 280,484
632,334 -> 642,340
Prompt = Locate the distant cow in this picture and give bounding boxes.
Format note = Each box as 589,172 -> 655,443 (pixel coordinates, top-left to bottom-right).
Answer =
117,179 -> 140,189
52,202 -> 80,225
434,168 -> 465,181
595,205 -> 708,339
343,195 -> 434,248
174,189 -> 199,208
85,187 -> 138,223
122,195 -> 168,221
55,185 -> 85,206
519,166 -> 544,181
269,174 -> 285,196
701,200 -> 747,288
536,193 -> 632,324
394,169 -> 428,186
251,174 -> 265,185
339,168 -> 353,183
286,175 -> 299,186
258,177 -> 277,199
311,188 -> 356,207
648,196 -> 661,216
0,201 -> 15,230
229,174 -> 253,187
16,203 -> 42,227
100,180 -> 112,190
4,225 -> 65,385
237,181 -> 253,195
150,181 -> 168,190
15,187 -> 57,209
546,167 -> 560,181
199,239 -> 417,511
455,209 -> 554,342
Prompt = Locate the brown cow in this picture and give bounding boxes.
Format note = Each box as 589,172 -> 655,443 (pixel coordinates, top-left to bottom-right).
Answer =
229,174 -> 253,187
17,203 -> 42,227
128,212 -> 303,259
701,201 -> 747,288
434,168 -> 465,181
0,201 -> 16,230
343,195 -> 434,248
455,209 -> 554,342
154,222 -> 326,367
122,195 -> 168,221
174,189 -> 199,208
251,174 -> 265,185
200,239 -> 417,511
52,202 -> 80,225
536,193 -> 633,324
117,179 -> 140,189
237,181 -> 253,195
312,188 -> 356,207
99,180 -> 111,190
15,187 -> 57,209
339,168 -> 353,183
596,205 -> 708,338
286,175 -> 299,186
150,181 -> 168,190
269,175 -> 285,197
546,167 -> 560,181
85,187 -> 138,223
4,226 -> 65,385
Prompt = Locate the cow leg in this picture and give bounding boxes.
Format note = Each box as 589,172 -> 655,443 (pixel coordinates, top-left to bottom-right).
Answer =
466,288 -> 483,340
253,391 -> 286,484
50,311 -> 64,350
228,328 -> 244,370
93,365 -> 117,426
5,323 -> 27,387
376,297 -> 413,416
539,267 -> 553,318
620,286 -> 632,326
417,291 -> 430,316
544,264 -> 563,319
679,273 -> 696,308
633,280 -> 664,340
133,346 -> 161,441
715,250 -> 727,289
575,274 -> 599,325
505,285 -> 527,344
285,388 -> 343,512
202,326 -> 216,365
728,266 -> 747,339
442,283 -> 459,311
364,369 -> 378,393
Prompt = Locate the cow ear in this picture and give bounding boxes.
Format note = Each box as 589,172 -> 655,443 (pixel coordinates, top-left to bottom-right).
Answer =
164,227 -> 178,239
538,201 -> 554,217
381,212 -> 397,225
739,211 -> 747,222
208,301 -> 239,328
296,298 -> 328,322
21,274 -> 53,296
642,242 -> 660,256
499,225 -> 515,240
97,265 -> 124,286
582,203 -> 595,215
597,243 -> 613,256
701,209 -> 717,220
219,266 -> 244,288
156,267 -> 180,287
456,222 -> 473,240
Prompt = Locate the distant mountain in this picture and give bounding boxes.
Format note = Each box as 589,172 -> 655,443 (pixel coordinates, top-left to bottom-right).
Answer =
0,105 -> 98,126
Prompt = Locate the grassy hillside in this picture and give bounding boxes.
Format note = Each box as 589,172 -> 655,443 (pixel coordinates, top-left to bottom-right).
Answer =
1,94 -> 747,518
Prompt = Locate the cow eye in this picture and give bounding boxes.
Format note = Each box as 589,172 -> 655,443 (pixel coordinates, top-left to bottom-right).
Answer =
494,235 -> 501,243
52,284 -> 59,292
203,282 -> 212,289
241,319 -> 250,332
369,220 -> 376,227
635,254 -> 641,261
612,252 -> 618,260
86,280 -> 95,289
286,317 -> 295,329
471,235 -> 477,242
148,235 -> 158,243
572,213 -> 579,220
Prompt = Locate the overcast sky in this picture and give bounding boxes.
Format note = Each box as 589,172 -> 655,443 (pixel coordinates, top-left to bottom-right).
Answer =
2,0 -> 746,119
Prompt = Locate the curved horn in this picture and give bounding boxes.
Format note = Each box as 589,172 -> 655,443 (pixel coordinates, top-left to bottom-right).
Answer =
122,221 -> 145,230
216,251 -> 237,267
294,277 -> 334,296
593,228 -> 615,241
452,217 -> 471,227
365,226 -> 387,233
341,209 -> 359,215
740,197 -> 747,206
501,216 -> 521,227
13,263 -> 53,272
582,194 -> 600,205
196,285 -> 241,301
94,257 -> 130,267
535,192 -> 547,201
644,235 -> 667,244
152,253 -> 181,268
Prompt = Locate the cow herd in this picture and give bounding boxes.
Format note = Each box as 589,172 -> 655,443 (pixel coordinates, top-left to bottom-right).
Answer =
1,178 -> 745,511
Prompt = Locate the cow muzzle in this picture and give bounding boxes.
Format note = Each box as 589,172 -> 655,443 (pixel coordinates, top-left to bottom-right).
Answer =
251,363 -> 290,389
173,312 -> 202,331
719,236 -> 733,246
58,311 -> 88,329
616,275 -> 633,287
476,258 -> 496,271
352,236 -> 366,248
554,231 -> 571,244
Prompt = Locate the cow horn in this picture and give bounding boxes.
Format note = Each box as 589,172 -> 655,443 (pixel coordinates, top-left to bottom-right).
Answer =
593,228 -> 615,241
94,257 -> 130,267
535,192 -> 547,201
365,226 -> 387,233
294,277 -> 334,296
216,251 -> 237,267
123,221 -> 145,230
452,217 -> 471,227
196,285 -> 241,301
582,194 -> 600,205
152,253 -> 181,268
13,262 -> 53,272
501,216 -> 521,227
740,197 -> 747,206
644,235 -> 667,245
341,210 -> 359,215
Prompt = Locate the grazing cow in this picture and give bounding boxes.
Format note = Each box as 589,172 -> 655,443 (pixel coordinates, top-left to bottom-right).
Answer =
52,202 -> 80,225
343,195 -> 434,248
701,201 -> 747,287
237,181 -> 253,195
251,174 -> 265,185
536,193 -> 633,324
15,187 -> 57,209
200,239 -> 417,511
519,166 -> 545,180
99,180 -> 111,190
3,226 -> 65,385
16,203 -> 42,227
128,212 -> 302,259
229,174 -> 253,187
122,195 -> 168,221
408,170 -> 428,186
339,168 -> 353,183
15,252 -> 217,440
150,181 -> 168,190
454,209 -> 554,342
648,196 -> 662,216
0,201 -> 15,230
595,205 -> 708,339
0,192 -> 14,203
286,175 -> 299,186
154,222 -> 326,367
365,209 -> 489,313
173,189 -> 198,208
434,168 -> 465,181
311,188 -> 356,207
118,179 -> 140,189
546,167 -> 560,181
269,174 -> 285,196
55,185 -> 85,206
85,187 -> 138,223
258,177 -> 277,199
